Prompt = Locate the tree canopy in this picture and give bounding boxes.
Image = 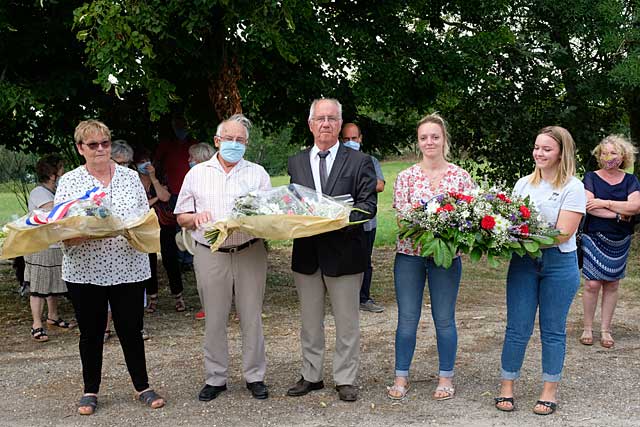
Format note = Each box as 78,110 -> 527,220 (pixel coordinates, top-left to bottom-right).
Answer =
1,0 -> 638,183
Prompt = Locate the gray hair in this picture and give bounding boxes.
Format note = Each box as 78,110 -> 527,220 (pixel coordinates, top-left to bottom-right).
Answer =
188,142 -> 215,163
216,113 -> 252,140
111,140 -> 134,162
308,98 -> 342,121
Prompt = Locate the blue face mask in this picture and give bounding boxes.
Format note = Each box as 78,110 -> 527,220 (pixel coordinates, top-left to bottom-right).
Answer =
219,140 -> 246,164
189,161 -> 197,168
343,140 -> 361,151
174,128 -> 188,140
136,161 -> 151,175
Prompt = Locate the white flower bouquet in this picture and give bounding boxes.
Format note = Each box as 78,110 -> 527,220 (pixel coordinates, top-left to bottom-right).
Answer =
204,183 -> 367,251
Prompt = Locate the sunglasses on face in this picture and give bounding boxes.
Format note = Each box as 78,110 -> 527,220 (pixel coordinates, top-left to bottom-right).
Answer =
81,140 -> 111,150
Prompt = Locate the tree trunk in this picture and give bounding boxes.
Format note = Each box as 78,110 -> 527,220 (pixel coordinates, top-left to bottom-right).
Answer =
208,52 -> 243,121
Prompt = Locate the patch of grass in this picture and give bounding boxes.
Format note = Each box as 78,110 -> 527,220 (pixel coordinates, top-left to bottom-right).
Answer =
0,192 -> 26,224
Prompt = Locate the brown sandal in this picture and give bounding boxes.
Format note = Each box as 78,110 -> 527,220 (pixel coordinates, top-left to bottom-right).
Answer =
579,329 -> 593,346
146,294 -> 158,313
600,330 -> 614,348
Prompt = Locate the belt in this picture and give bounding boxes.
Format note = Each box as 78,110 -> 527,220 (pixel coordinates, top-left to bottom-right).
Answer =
198,238 -> 260,253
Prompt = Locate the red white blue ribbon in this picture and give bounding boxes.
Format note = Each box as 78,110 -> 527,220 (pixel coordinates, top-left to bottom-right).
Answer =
25,187 -> 106,226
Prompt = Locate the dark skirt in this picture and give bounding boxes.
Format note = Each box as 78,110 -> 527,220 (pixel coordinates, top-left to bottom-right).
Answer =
582,232 -> 632,281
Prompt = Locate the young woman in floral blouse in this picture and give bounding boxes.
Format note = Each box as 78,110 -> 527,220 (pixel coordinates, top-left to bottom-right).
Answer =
387,113 -> 474,400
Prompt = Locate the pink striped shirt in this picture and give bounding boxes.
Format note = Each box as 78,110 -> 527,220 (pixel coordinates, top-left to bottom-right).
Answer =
174,153 -> 272,247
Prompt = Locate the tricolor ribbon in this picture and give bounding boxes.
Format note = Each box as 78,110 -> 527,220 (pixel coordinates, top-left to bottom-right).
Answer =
25,187 -> 107,226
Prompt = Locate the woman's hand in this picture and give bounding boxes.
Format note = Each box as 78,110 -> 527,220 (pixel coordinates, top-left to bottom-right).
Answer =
146,163 -> 157,178
586,198 -> 610,211
64,237 -> 89,246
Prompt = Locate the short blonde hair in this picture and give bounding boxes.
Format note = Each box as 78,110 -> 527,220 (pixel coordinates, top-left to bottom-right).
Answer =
592,134 -> 637,170
74,119 -> 111,145
529,126 -> 576,188
416,112 -> 451,160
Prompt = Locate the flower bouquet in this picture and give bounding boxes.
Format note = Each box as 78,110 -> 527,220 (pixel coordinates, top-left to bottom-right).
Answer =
0,187 -> 160,259
204,184 -> 367,251
398,186 -> 559,268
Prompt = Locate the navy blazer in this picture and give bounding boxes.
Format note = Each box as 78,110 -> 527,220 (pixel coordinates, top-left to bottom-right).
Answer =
287,143 -> 378,276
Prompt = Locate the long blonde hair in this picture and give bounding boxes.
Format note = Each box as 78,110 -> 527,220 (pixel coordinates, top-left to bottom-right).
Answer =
529,126 -> 576,188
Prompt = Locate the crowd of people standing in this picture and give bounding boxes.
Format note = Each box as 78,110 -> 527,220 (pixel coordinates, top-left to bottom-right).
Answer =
13,97 -> 639,417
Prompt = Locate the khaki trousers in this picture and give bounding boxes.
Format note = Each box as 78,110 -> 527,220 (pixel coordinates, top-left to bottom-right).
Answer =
293,269 -> 362,385
194,241 -> 267,386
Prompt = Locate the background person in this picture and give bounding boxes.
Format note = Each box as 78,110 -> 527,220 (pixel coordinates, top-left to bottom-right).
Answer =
388,113 -> 474,401
56,119 -> 164,415
133,147 -> 184,313
25,154 -> 74,342
495,126 -> 585,415
580,135 -> 640,348
341,122 -> 386,313
185,142 -> 215,321
286,98 -> 377,402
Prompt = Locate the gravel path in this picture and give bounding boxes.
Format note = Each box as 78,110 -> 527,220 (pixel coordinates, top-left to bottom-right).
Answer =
1,248 -> 639,426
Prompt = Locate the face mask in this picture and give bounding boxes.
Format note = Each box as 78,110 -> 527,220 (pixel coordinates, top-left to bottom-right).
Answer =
174,128 -> 188,140
53,176 -> 60,191
219,140 -> 246,163
343,140 -> 361,151
136,161 -> 151,175
189,161 -> 197,168
603,157 -> 622,170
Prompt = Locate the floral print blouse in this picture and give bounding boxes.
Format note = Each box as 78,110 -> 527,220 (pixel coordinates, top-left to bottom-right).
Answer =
393,163 -> 475,256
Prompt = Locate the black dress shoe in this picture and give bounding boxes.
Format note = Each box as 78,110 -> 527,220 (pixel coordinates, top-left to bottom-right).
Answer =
287,377 -> 324,396
246,381 -> 269,399
198,384 -> 227,401
336,384 -> 358,402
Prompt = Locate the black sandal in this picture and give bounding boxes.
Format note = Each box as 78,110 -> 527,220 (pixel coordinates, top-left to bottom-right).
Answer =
533,400 -> 557,415
47,318 -> 74,329
78,394 -> 97,415
31,327 -> 49,342
494,396 -> 515,412
138,389 -> 165,409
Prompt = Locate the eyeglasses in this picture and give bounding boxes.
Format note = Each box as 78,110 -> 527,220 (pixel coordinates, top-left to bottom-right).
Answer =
217,135 -> 247,144
81,140 -> 111,150
311,116 -> 340,124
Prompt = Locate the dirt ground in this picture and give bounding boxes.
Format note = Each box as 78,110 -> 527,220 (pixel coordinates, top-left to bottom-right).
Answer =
1,247 -> 639,427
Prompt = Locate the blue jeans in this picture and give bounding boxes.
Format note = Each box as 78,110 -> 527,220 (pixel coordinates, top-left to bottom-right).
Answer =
500,248 -> 580,382
394,253 -> 461,378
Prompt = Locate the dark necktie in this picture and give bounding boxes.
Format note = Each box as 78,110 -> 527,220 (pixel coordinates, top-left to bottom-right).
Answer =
318,150 -> 330,192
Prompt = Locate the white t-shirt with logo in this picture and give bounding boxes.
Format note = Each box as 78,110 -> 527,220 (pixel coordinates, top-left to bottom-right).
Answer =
513,175 -> 586,253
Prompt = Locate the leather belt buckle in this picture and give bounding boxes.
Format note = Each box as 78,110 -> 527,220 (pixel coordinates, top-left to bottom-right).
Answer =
218,238 -> 259,253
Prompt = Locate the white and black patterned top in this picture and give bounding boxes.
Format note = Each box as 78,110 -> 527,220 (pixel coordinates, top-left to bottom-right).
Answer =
54,165 -> 151,286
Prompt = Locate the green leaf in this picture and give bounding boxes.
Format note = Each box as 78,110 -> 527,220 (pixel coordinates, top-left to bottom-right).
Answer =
470,248 -> 483,262
523,240 -> 539,252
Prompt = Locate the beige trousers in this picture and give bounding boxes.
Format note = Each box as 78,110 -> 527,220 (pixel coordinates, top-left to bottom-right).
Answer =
194,241 -> 268,386
293,269 -> 362,385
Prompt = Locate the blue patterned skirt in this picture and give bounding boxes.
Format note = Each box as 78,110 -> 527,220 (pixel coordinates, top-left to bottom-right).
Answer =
582,232 -> 632,281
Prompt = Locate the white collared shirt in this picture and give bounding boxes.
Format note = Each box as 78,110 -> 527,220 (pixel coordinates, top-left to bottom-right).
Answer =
309,141 -> 340,193
174,153 -> 272,247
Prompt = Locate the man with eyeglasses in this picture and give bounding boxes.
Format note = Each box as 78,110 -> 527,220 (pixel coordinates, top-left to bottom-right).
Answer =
175,113 -> 272,402
286,98 -> 377,402
341,123 -> 386,313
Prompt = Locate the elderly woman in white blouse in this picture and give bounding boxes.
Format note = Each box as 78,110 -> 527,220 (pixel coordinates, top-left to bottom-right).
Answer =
55,120 -> 164,416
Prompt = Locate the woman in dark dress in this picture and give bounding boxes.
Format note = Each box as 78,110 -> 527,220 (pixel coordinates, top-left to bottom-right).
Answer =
580,135 -> 640,348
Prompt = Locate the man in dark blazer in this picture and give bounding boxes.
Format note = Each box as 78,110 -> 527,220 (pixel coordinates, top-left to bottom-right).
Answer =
286,98 -> 377,402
